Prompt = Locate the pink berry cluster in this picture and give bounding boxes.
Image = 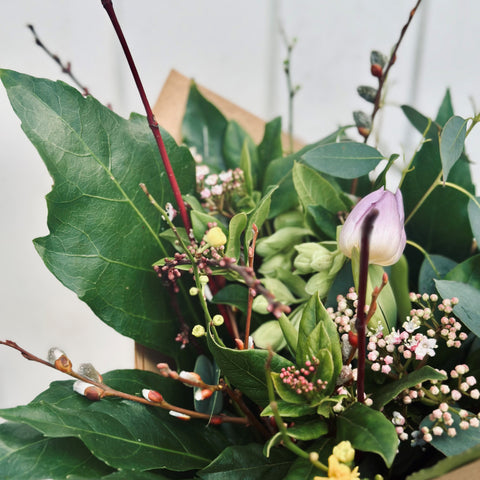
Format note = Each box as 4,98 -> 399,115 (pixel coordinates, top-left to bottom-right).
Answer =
327,288 -> 361,334
279,357 -> 328,397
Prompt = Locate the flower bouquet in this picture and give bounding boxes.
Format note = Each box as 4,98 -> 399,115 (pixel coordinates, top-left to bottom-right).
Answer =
1,2 -> 479,479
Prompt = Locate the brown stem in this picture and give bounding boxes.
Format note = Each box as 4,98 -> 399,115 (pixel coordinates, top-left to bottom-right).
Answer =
244,224 -> 259,347
100,1 -> 191,233
0,340 -> 247,425
27,24 -> 90,97
355,209 -> 379,402
364,0 -> 423,144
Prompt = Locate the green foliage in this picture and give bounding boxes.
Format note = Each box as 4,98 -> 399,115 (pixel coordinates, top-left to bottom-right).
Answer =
0,69 -> 198,359
2,47 -> 480,480
336,403 -> 399,467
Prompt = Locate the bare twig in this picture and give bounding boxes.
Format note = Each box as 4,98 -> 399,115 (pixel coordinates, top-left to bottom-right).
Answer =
365,0 -> 423,143
27,24 -> 90,97
101,1 -> 192,233
0,340 -> 247,425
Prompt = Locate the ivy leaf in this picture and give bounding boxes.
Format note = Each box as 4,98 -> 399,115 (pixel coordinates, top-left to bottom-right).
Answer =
197,443 -> 293,480
336,403 -> 399,467
0,69 -> 197,357
440,115 -> 467,181
207,325 -> 292,406
0,422 -> 114,480
0,372 -> 226,472
182,82 -> 228,172
302,142 -> 384,179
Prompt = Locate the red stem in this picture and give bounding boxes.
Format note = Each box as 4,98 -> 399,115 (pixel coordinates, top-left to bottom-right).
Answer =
101,0 -> 191,233
355,209 -> 379,402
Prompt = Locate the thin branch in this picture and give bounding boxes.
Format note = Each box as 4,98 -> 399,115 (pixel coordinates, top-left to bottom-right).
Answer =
244,224 -> 258,348
27,24 -> 90,97
0,340 -> 247,425
101,1 -> 192,233
365,0 -> 423,143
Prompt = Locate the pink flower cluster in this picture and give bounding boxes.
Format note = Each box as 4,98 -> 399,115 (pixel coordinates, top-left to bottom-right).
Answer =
195,161 -> 245,213
279,357 -> 328,397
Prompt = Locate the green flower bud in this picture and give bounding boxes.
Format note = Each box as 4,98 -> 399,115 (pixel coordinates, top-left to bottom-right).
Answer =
256,227 -> 311,258
192,325 -> 206,337
357,85 -> 377,103
294,243 -> 333,274
212,314 -> 224,326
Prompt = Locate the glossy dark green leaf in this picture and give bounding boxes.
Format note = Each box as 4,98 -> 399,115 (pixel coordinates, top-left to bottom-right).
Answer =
440,115 -> 467,181
182,82 -> 228,171
285,419 -> 328,441
223,120 -> 257,174
435,89 -> 454,127
0,69 -> 198,356
197,443 -> 293,480
271,372 -> 308,405
445,254 -> 480,289
0,371 -> 226,472
240,140 -> 254,195
207,325 -> 292,406
336,403 -> 399,467
211,284 -> 248,313
225,212 -> 247,260
302,142 -> 384,179
69,472 -> 171,480
401,105 -> 474,263
257,117 -> 283,171
371,366 -> 447,409
420,411 -> 480,456
402,105 -> 439,139
260,401 -> 316,418
418,254 -> 457,294
0,422 -> 113,479
244,185 -> 277,248
435,280 -> 480,337
305,204 -> 338,240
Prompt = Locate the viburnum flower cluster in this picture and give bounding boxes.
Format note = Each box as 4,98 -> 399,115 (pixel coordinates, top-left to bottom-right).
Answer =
192,148 -> 246,215
279,356 -> 328,397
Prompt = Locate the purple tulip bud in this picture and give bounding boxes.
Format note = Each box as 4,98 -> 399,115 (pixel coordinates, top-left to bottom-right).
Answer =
339,187 -> 406,266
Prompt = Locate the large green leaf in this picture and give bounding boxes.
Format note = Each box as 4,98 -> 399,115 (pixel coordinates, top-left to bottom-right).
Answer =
0,422 -> 114,480
0,69 -> 198,356
336,403 -> 399,467
302,142 -> 384,179
0,371 -> 226,472
197,443 -> 293,480
181,82 -> 228,172
257,117 -> 283,173
207,325 -> 292,406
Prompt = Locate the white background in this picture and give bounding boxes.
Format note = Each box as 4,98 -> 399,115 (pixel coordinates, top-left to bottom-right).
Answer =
1,0 -> 479,407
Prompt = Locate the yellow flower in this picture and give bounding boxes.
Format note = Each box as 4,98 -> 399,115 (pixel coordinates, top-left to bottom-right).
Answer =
332,440 -> 355,464
314,455 -> 360,480
204,226 -> 227,248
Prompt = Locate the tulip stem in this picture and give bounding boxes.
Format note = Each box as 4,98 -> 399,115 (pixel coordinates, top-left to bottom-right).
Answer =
406,240 -> 440,276
356,209 -> 379,403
